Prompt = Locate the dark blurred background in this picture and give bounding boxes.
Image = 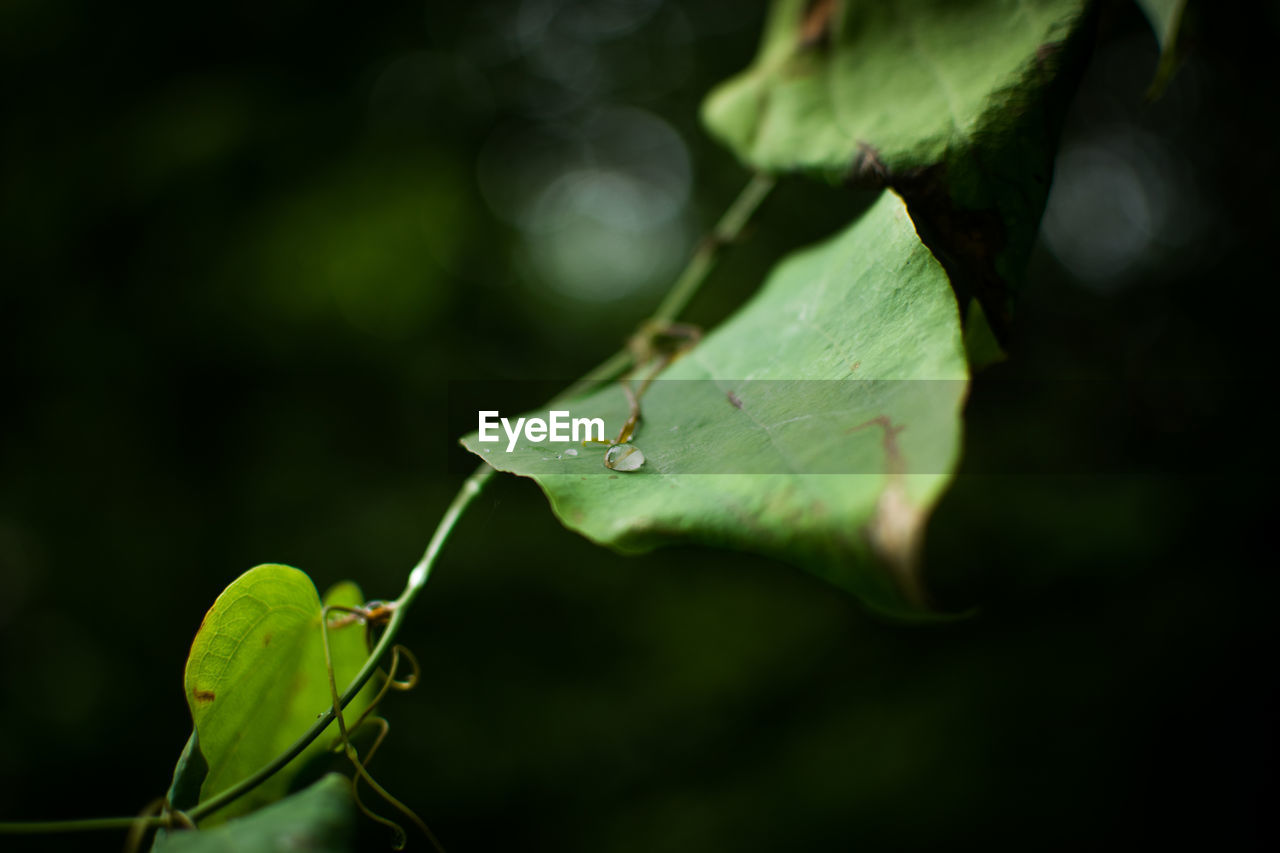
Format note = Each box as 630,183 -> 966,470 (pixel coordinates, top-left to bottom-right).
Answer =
1,1 -> 1276,850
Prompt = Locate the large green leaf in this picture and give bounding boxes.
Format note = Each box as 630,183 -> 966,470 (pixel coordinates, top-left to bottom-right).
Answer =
702,0 -> 1092,335
183,565 -> 373,824
152,774 -> 355,853
462,191 -> 967,617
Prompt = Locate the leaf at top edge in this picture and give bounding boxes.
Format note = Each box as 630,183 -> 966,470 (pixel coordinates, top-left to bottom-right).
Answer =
701,0 -> 1094,339
151,773 -> 355,853
1135,0 -> 1188,95
462,191 -> 968,618
1135,0 -> 1185,54
182,565 -> 375,825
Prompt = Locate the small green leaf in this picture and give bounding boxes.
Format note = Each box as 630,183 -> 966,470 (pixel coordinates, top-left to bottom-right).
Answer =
152,773 -> 355,853
463,192 -> 968,617
183,565 -> 373,824
165,730 -> 208,812
702,0 -> 1093,332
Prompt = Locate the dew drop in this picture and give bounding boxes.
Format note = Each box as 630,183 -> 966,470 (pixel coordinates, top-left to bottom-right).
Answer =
604,443 -> 645,472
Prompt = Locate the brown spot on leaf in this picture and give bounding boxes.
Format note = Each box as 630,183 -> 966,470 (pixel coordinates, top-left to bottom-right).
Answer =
727,391 -> 743,409
262,633 -> 272,646
846,415 -> 906,475
847,416 -> 928,607
194,689 -> 216,705
865,479 -> 928,608
800,0 -> 838,49
848,141 -> 889,188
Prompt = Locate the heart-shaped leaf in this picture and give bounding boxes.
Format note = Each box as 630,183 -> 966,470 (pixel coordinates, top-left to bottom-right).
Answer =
182,565 -> 373,824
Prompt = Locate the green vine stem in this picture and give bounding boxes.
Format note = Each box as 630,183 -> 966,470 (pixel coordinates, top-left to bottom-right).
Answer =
0,171 -> 775,837
652,171 -> 774,325
560,172 -> 775,400
0,816 -> 163,835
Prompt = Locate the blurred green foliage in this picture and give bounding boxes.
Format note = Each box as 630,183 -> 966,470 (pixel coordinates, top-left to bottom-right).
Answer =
0,1 -> 1276,851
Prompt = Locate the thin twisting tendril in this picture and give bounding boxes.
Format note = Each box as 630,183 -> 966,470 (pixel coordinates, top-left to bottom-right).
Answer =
124,797 -> 164,853
605,321 -> 703,449
322,604 -> 445,852
121,795 -> 196,851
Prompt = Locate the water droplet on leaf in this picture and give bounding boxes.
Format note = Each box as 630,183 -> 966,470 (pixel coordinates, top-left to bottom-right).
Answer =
604,443 -> 645,472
